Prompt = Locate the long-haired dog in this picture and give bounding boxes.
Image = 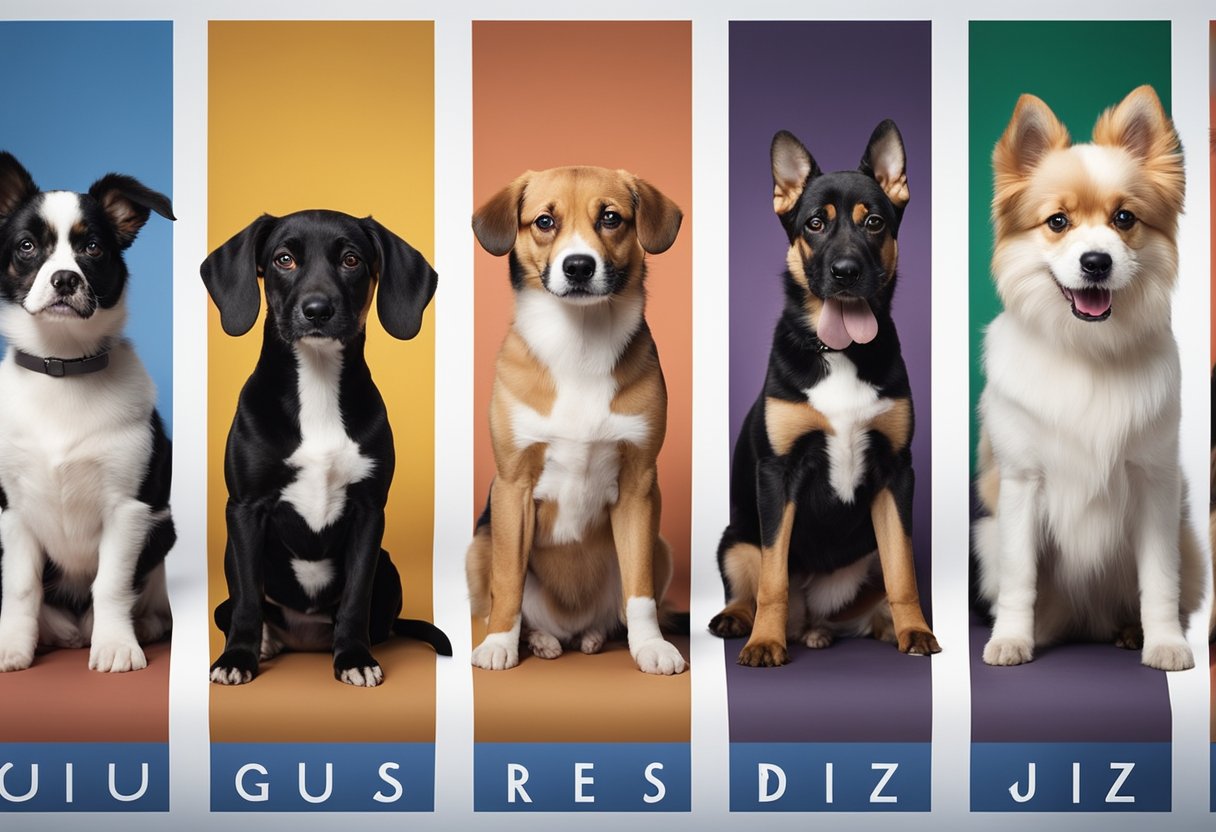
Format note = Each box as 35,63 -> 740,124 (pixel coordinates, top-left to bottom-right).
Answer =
973,86 -> 1202,670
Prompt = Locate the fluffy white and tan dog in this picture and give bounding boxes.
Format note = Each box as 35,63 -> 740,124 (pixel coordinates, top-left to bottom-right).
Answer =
973,86 -> 1203,671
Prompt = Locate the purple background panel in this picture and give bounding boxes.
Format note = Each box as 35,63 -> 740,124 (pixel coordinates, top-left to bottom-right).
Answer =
969,619 -> 1172,743
724,21 -> 932,743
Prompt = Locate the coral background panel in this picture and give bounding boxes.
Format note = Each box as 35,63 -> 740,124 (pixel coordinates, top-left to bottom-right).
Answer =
207,21 -> 436,743
968,20 -> 1173,744
0,20 -> 172,744
471,20 -> 691,743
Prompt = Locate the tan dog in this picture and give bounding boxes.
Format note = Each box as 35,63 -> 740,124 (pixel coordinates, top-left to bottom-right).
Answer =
466,166 -> 687,675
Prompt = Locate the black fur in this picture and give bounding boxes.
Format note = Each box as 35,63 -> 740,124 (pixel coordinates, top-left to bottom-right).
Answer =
202,210 -> 448,686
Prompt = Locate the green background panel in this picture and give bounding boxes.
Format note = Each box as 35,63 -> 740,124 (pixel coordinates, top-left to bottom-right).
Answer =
968,21 -> 1172,473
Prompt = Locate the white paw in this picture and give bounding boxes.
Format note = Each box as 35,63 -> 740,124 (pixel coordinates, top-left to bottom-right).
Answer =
1142,640 -> 1194,671
339,665 -> 384,687
527,631 -> 563,660
0,643 -> 35,672
580,630 -> 606,655
471,637 -> 519,671
89,639 -> 147,673
982,635 -> 1033,666
632,637 -> 686,675
210,666 -> 252,685
803,627 -> 834,649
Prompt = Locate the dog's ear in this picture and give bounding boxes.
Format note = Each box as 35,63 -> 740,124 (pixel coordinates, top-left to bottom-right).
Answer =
0,152 -> 38,224
362,217 -> 437,341
860,120 -> 910,210
993,94 -> 1070,180
1092,85 -> 1184,216
473,173 -> 530,256
88,174 -> 175,249
201,214 -> 275,337
631,176 -> 682,255
771,130 -> 820,216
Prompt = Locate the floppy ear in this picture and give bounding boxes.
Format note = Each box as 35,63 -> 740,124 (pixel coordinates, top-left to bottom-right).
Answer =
201,214 -> 275,337
632,176 -> 682,255
362,217 -> 438,341
860,119 -> 910,210
771,130 -> 820,216
992,93 -> 1070,181
0,152 -> 38,223
87,173 -> 175,249
1092,85 -> 1183,217
472,173 -> 529,256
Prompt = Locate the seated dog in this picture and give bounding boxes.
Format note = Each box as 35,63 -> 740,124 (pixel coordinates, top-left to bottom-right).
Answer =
203,209 -> 450,687
0,152 -> 175,673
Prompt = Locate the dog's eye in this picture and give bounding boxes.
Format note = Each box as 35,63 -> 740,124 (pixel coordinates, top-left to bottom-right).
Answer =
84,240 -> 102,258
17,239 -> 36,256
1112,209 -> 1136,230
600,210 -> 622,230
863,214 -> 885,232
534,214 -> 555,231
806,217 -> 825,233
1046,213 -> 1069,233
274,252 -> 296,269
342,253 -> 360,268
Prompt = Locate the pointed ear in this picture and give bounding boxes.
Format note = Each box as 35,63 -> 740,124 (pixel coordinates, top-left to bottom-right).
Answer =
860,119 -> 909,209
993,93 -> 1070,181
201,214 -> 275,337
0,152 -> 38,223
771,130 -> 820,216
631,176 -> 682,255
362,217 -> 437,341
87,173 -> 175,249
1093,85 -> 1184,219
472,173 -> 529,256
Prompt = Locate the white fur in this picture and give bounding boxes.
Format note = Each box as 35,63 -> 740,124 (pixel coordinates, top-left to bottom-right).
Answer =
509,287 -> 649,545
545,232 -> 609,301
23,192 -> 87,315
290,558 -> 334,599
280,339 -> 374,533
521,557 -> 621,645
805,353 -> 892,503
625,595 -> 685,675
471,615 -> 521,671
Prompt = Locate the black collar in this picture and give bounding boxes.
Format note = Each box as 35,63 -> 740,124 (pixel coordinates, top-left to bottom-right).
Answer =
14,348 -> 110,377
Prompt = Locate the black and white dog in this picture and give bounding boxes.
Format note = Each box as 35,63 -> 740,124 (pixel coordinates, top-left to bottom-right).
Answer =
0,152 -> 175,673
203,210 -> 451,687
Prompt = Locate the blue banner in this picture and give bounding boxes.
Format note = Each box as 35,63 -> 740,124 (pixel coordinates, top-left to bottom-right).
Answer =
729,742 -> 930,811
211,742 -> 433,812
0,742 -> 167,812
972,742 -> 1170,811
474,742 -> 690,811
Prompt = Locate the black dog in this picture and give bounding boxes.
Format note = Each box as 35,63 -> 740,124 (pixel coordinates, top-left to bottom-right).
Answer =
202,209 -> 450,686
708,123 -> 939,667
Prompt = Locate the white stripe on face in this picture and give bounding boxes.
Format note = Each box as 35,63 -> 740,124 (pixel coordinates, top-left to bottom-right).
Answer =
546,232 -> 609,301
25,191 -> 86,313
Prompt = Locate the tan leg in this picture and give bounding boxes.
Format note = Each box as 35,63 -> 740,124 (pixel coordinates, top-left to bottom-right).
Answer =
470,478 -> 535,670
738,503 -> 794,667
871,488 -> 940,655
709,542 -> 760,638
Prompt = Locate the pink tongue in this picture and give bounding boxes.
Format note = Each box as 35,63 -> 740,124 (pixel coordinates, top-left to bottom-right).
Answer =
817,297 -> 878,350
1070,287 -> 1112,317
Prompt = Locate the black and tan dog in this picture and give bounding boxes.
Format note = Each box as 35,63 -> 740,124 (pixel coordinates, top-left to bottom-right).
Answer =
465,166 -> 688,675
709,123 -> 939,667
203,209 -> 450,686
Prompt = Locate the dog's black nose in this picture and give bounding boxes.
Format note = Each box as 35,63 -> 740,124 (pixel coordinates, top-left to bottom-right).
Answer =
300,295 -> 335,323
562,254 -> 597,285
50,271 -> 81,296
1080,251 -> 1112,281
830,258 -> 861,282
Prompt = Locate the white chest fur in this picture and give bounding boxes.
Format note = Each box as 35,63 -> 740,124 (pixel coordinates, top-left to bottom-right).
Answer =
280,340 -> 374,533
805,353 -> 891,503
509,289 -> 651,545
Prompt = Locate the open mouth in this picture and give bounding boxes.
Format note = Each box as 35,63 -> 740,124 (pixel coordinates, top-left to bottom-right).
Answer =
1058,283 -> 1112,322
816,294 -> 878,350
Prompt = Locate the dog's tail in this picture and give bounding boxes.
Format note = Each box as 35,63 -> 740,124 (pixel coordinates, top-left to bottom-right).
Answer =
660,608 -> 691,636
392,619 -> 454,656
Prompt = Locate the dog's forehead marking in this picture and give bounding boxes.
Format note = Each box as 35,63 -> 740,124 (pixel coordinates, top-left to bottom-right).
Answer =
522,168 -> 634,221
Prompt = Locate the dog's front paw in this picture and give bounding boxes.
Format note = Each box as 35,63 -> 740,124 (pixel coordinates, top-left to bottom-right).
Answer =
982,635 -> 1033,666
708,608 -> 752,639
632,637 -> 686,675
899,628 -> 941,656
1141,639 -> 1194,671
0,642 -> 36,672
335,649 -> 384,687
471,633 -> 519,670
210,649 -> 258,685
737,638 -> 788,668
89,638 -> 148,673
527,630 -> 563,660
